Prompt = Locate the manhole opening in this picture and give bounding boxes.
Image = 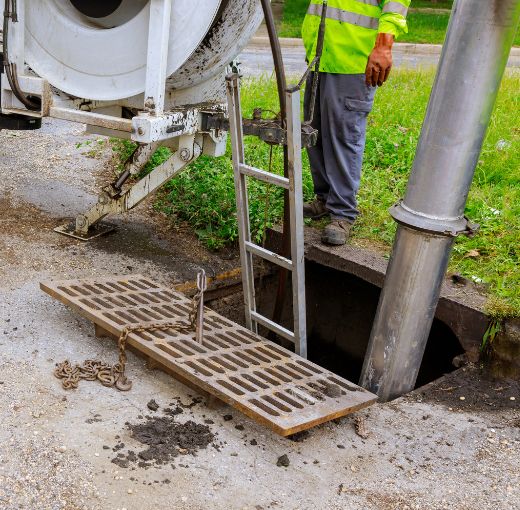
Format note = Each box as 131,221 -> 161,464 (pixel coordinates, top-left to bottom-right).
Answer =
307,315 -> 463,390
208,260 -> 465,394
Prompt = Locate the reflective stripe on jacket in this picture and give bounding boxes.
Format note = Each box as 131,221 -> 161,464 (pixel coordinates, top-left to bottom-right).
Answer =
302,0 -> 410,74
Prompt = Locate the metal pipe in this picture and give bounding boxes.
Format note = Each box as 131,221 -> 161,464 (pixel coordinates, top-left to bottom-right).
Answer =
360,0 -> 520,402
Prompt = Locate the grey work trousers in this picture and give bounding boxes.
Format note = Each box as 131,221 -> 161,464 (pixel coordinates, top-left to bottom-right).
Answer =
304,72 -> 376,222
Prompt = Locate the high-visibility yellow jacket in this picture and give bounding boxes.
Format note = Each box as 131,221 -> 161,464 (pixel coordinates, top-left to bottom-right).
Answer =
302,0 -> 410,74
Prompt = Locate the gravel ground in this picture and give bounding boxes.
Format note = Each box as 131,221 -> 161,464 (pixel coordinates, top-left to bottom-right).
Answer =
0,119 -> 519,510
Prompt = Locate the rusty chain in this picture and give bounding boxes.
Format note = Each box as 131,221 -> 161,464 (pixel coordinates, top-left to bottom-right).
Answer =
55,274 -> 205,392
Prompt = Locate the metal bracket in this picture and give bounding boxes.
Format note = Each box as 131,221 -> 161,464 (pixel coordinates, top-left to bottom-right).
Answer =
1,72 -> 51,118
54,221 -> 116,241
202,112 -> 318,148
390,201 -> 480,237
132,110 -> 200,144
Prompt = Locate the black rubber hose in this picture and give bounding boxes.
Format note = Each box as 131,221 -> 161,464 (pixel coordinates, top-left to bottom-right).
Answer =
259,0 -> 292,344
3,0 -> 40,111
259,0 -> 287,121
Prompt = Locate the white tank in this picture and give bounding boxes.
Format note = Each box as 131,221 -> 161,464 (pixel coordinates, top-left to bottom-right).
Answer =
24,0 -> 263,102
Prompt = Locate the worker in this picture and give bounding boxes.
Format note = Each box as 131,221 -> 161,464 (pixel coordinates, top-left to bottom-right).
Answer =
302,0 -> 410,245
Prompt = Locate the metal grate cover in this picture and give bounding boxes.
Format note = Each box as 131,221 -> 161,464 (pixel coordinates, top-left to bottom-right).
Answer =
41,275 -> 377,436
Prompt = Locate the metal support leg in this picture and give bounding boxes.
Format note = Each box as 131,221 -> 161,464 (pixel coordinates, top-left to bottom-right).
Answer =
56,135 -> 200,240
360,0 -> 520,401
112,142 -> 160,192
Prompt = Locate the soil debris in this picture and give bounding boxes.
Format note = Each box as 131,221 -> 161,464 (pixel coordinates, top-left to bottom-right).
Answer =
411,366 -> 520,411
113,442 -> 125,452
112,415 -> 215,468
288,430 -> 310,442
85,414 -> 102,424
276,454 -> 290,468
176,396 -> 203,409
323,382 -> 342,398
163,405 -> 183,417
147,399 -> 159,412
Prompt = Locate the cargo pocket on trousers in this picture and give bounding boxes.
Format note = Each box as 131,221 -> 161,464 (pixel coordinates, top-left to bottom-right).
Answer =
343,97 -> 373,144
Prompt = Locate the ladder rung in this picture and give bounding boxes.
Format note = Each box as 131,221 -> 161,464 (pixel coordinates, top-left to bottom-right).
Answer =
239,164 -> 290,189
245,242 -> 293,271
250,311 -> 295,343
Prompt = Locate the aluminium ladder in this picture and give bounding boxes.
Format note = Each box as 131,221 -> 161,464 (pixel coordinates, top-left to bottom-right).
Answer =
226,74 -> 307,358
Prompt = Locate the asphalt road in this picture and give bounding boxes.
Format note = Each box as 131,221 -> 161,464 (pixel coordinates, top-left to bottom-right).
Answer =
239,40 -> 520,78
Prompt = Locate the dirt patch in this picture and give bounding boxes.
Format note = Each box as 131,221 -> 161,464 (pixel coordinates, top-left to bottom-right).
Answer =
410,365 -> 520,412
276,454 -> 290,467
112,415 -> 215,469
163,405 -> 184,417
0,193 -> 61,239
147,399 -> 159,412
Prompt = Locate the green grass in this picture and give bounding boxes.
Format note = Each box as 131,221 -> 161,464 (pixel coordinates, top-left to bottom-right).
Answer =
154,79 -> 309,250
398,12 -> 449,44
411,1 -> 453,8
398,13 -> 519,46
113,70 -> 520,317
356,70 -> 520,317
278,0 -> 307,38
278,1 -> 520,46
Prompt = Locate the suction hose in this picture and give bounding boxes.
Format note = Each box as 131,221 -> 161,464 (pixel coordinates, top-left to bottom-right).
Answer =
259,0 -> 292,344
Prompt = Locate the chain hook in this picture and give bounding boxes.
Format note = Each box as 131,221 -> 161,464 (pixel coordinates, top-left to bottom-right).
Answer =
195,269 -> 207,344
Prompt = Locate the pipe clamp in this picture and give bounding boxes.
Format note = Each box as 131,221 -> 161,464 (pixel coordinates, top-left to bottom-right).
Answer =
390,201 -> 480,237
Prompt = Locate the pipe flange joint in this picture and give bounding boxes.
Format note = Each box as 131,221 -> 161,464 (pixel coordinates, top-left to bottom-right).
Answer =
390,201 -> 480,238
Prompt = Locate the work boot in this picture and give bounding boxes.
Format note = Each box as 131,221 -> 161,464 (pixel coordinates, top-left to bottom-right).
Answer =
321,219 -> 353,246
303,198 -> 328,219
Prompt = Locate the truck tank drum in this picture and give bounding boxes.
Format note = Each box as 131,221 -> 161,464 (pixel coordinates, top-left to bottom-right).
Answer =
24,0 -> 263,101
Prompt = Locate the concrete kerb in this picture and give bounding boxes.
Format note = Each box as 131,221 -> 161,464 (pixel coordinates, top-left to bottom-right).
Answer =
249,36 -> 520,57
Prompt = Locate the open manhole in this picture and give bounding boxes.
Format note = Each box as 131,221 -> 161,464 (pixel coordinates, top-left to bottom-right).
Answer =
209,261 -> 466,396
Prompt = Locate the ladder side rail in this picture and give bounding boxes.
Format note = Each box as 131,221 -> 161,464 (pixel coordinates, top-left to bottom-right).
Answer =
286,88 -> 308,358
226,74 -> 257,332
